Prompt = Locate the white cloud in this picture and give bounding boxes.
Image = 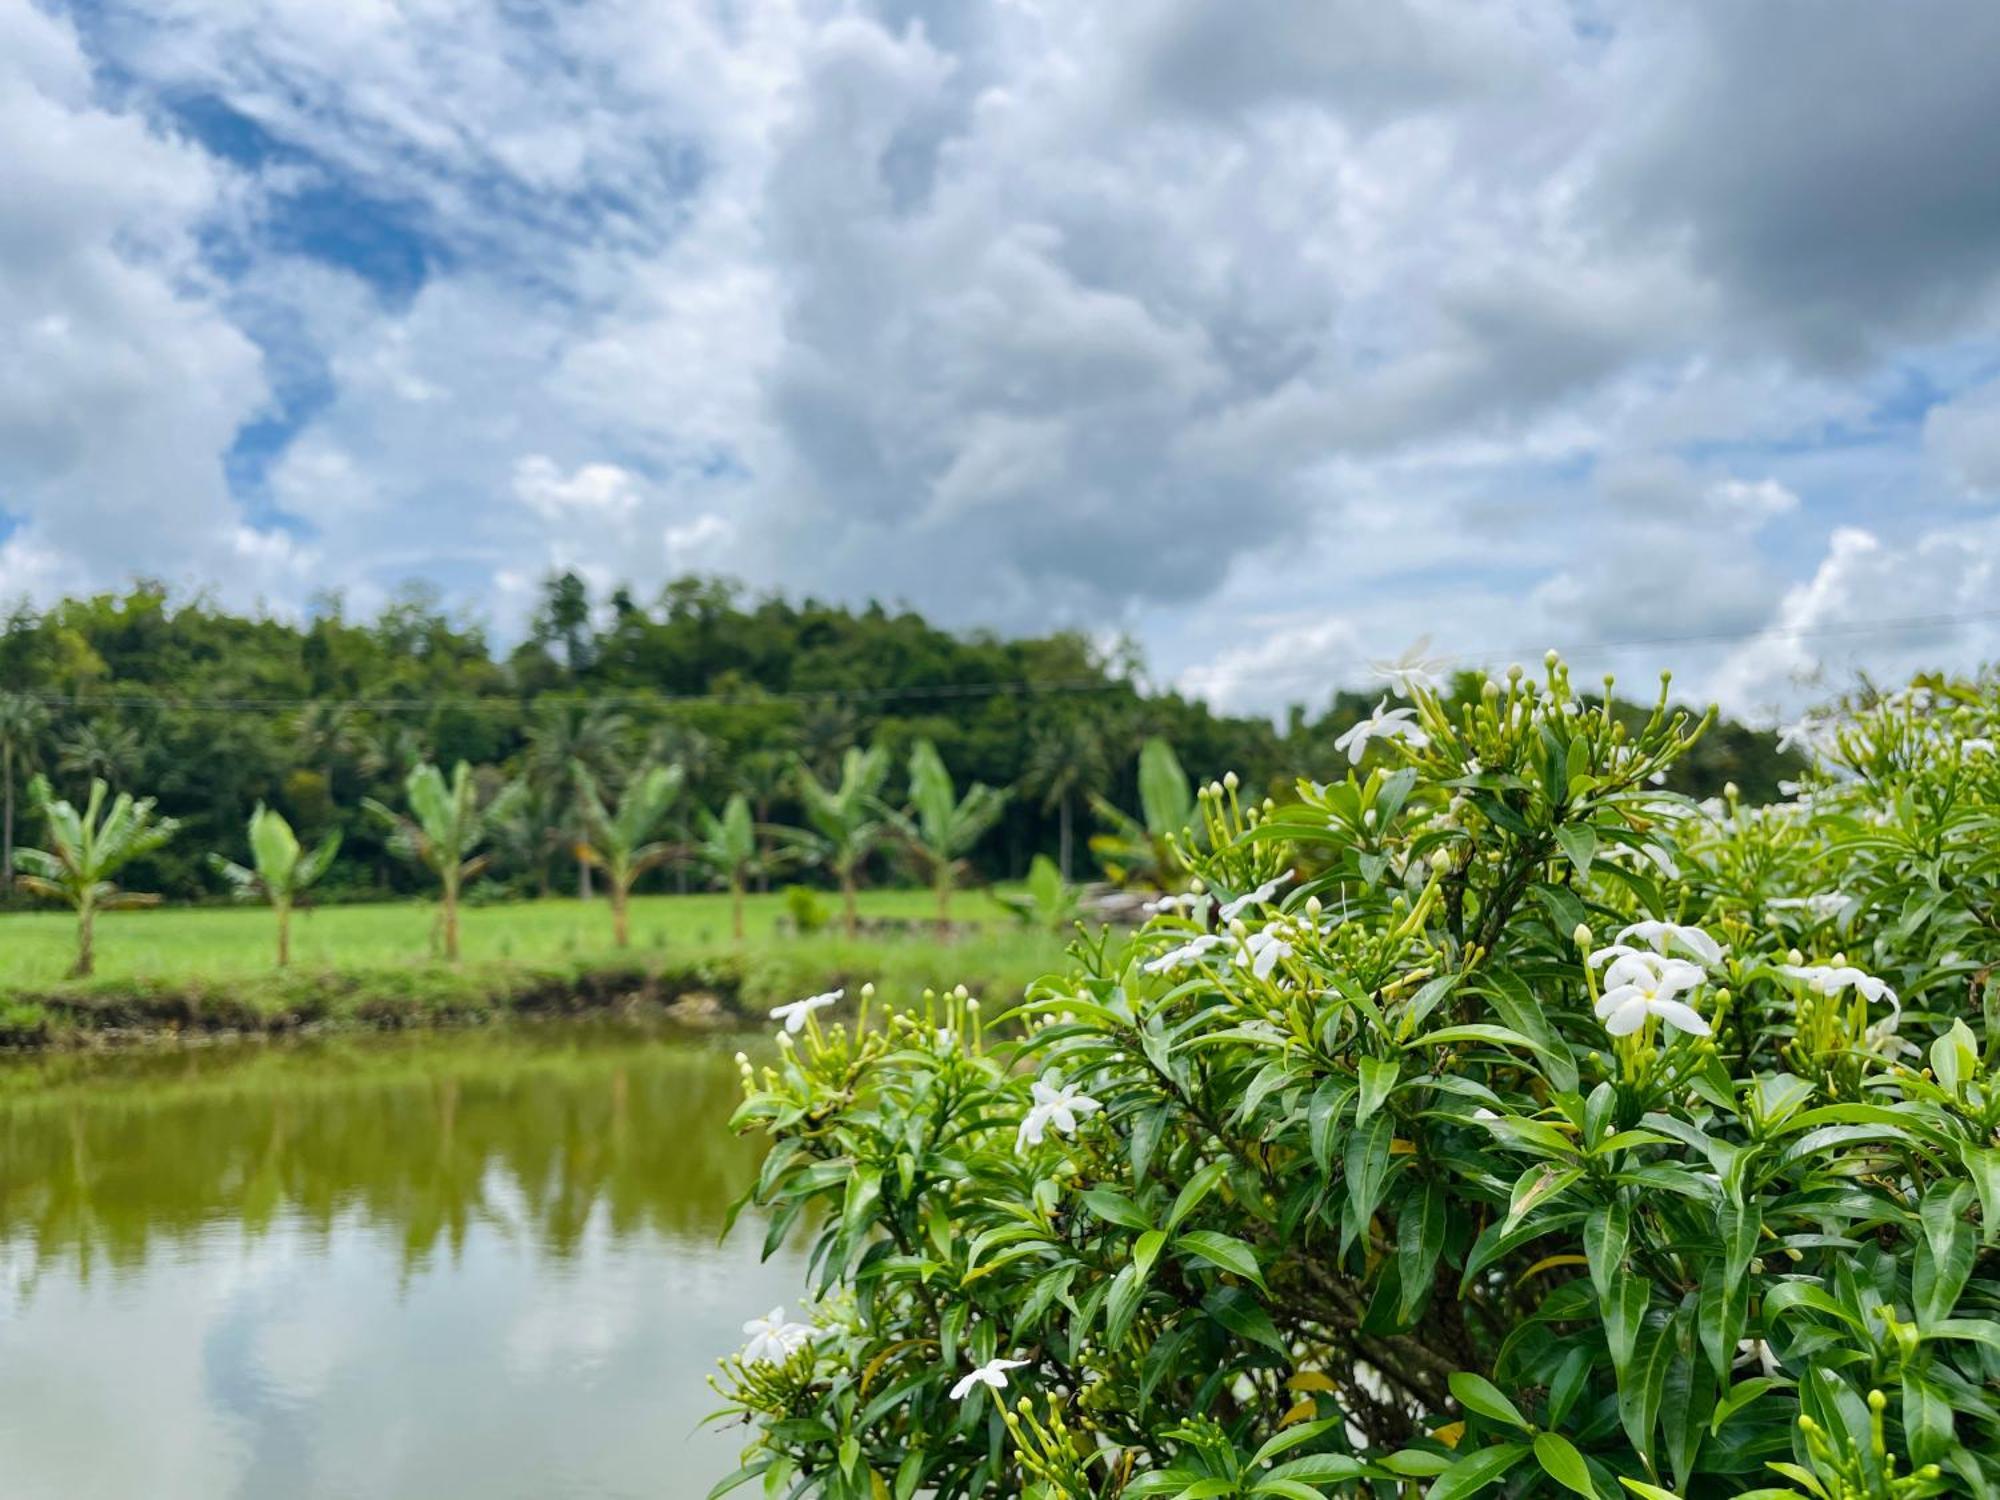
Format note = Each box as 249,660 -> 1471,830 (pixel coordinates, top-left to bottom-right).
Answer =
1925,378 -> 2000,500
7,0 -> 2000,715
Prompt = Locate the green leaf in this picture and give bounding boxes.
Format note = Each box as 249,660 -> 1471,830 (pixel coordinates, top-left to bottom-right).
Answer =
1177,1230 -> 1267,1290
1449,1371 -> 1532,1433
1397,1179 -> 1447,1323
1166,1161 -> 1231,1232
1134,1228 -> 1167,1281
1357,1055 -> 1401,1127
1584,1200 -> 1629,1307
1617,1317 -> 1676,1462
1424,1442 -> 1529,1499
1532,1432 -> 1595,1497
1344,1112 -> 1395,1229
1083,1187 -> 1153,1231
1555,823 -> 1597,874
1308,1080 -> 1353,1174
1250,1417 -> 1343,1467
1504,1164 -> 1581,1235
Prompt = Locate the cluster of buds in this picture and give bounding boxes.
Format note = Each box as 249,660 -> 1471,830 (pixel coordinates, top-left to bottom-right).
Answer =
1794,1390 -> 1944,1499
1001,1394 -> 1102,1498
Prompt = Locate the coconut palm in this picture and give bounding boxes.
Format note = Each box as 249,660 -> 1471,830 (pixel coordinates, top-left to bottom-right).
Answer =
887,739 -> 1009,925
1021,715 -> 1110,881
0,691 -> 49,892
57,720 -> 141,791
793,742 -> 891,936
528,700 -> 631,899
365,761 -> 519,961
208,804 -> 341,967
16,775 -> 178,977
574,762 -> 685,947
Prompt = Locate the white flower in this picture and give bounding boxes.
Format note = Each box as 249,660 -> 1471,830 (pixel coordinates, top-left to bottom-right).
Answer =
1236,928 -> 1293,981
1774,963 -> 1895,1005
1333,700 -> 1429,765
1144,892 -> 1208,916
741,1306 -> 815,1365
1368,637 -> 1450,698
1016,1076 -> 1102,1152
950,1356 -> 1029,1401
1613,920 -> 1725,968
1735,1338 -> 1782,1379
770,989 -> 842,1034
1964,738 -> 1996,756
1143,934 -> 1226,974
1596,951 -> 1711,1037
1219,873 -> 1292,922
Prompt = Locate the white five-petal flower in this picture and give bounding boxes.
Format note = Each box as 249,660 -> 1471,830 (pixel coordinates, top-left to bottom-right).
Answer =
1236,928 -> 1293,981
740,1306 -> 815,1365
1333,700 -> 1430,765
1612,920 -> 1725,968
1774,963 -> 1895,1005
770,989 -> 842,1034
950,1357 -> 1030,1401
1218,873 -> 1292,922
1016,1076 -> 1102,1152
1595,951 -> 1711,1037
1143,934 -> 1226,974
1368,637 -> 1451,698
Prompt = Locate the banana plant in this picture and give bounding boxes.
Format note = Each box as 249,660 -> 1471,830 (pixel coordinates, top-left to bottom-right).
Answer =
692,793 -> 805,940
1088,736 -> 1198,888
208,803 -> 340,968
365,761 -> 519,961
793,743 -> 891,936
574,762 -> 685,948
887,739 -> 1009,925
993,852 -> 1080,933
16,774 -> 178,978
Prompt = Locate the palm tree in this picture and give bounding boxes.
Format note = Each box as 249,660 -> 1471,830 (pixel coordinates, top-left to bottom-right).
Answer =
887,740 -> 1009,925
574,762 -> 685,947
528,701 -> 631,899
1089,736 -> 1198,888
16,775 -> 178,977
490,774 -> 565,898
1022,715 -> 1110,881
365,762 -> 520,961
208,804 -> 341,967
0,692 -> 49,892
690,793 -> 805,941
793,743 -> 890,936
57,720 -> 141,791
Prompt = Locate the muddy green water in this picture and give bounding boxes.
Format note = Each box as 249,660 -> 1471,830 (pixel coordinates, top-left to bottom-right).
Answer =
0,1023 -> 798,1499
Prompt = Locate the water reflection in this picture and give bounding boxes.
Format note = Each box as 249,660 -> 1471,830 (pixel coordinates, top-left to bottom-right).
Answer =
0,1024 -> 791,1500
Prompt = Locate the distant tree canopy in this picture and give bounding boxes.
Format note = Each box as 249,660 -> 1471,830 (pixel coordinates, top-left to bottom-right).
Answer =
0,575 -> 1804,903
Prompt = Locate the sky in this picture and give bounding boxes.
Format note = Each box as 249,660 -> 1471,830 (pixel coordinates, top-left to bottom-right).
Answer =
5,0 -> 2000,724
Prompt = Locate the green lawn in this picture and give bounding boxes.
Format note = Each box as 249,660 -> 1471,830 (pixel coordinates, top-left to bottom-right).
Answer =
0,888 -> 1078,1044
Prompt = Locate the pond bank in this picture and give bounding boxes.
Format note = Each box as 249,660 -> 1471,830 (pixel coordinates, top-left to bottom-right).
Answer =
0,938 -> 1066,1052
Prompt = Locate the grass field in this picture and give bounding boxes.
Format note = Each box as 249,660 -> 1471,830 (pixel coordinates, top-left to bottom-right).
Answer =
0,887 -> 1078,1047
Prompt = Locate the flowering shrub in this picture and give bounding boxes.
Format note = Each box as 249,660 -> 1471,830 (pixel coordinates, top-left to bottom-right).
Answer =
714,660 -> 2000,1500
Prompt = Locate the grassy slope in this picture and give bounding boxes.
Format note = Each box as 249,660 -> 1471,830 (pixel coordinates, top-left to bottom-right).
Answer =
0,889 -> 1074,1046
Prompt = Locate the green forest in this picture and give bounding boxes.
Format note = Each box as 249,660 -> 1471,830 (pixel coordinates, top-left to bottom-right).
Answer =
0,573 -> 1802,905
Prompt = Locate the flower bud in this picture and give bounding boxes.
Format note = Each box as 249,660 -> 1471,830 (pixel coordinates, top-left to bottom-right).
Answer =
1573,923 -> 1592,949
1224,771 -> 1239,791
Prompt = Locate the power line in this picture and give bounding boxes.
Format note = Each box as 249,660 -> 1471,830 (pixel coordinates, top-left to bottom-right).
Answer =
13,604 -> 2000,718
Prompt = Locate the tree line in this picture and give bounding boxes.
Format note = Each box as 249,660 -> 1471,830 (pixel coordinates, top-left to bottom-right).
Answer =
0,574 -> 1803,915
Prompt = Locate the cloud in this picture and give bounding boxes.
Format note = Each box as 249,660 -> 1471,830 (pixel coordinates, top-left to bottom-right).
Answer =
1712,521 -> 2000,715
0,0 -> 275,600
1925,378 -> 2000,500
7,0 -> 2000,716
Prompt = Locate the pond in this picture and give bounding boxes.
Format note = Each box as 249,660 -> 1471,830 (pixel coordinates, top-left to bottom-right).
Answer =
0,1022 -> 796,1499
